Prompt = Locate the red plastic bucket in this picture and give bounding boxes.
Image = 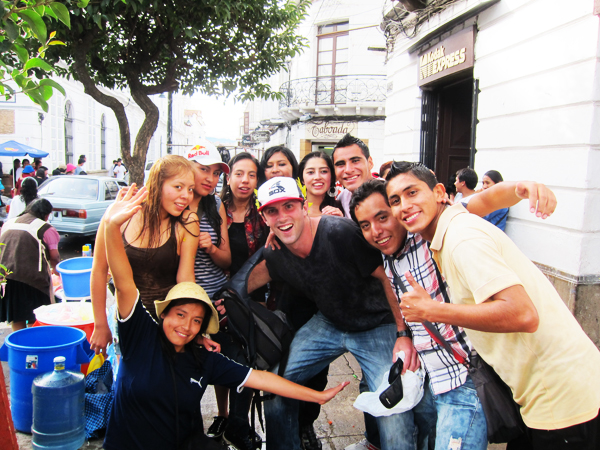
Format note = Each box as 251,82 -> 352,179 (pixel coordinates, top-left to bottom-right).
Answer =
33,303 -> 95,374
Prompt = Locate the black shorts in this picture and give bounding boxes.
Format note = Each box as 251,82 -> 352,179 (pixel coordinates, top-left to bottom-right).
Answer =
0,278 -> 51,324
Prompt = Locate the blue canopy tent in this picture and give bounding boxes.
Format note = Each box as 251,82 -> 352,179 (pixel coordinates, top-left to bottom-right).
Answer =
0,140 -> 49,189
0,140 -> 49,158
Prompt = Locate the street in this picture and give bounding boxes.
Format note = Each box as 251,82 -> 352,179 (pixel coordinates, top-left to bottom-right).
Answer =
58,234 -> 95,261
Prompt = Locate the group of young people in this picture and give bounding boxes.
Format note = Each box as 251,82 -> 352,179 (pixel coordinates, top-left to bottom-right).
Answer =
89,134 -> 600,450
89,143 -> 352,450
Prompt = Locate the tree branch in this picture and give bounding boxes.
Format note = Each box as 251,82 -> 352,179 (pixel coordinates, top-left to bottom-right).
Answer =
71,32 -> 132,159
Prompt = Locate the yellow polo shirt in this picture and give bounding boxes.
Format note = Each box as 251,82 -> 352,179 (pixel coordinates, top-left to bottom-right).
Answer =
430,203 -> 600,430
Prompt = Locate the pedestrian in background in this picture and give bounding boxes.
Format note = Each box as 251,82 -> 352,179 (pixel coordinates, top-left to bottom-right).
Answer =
0,198 -> 60,331
7,177 -> 38,220
11,159 -> 22,186
75,156 -> 87,175
15,165 -> 34,195
480,170 -> 509,231
34,167 -> 48,185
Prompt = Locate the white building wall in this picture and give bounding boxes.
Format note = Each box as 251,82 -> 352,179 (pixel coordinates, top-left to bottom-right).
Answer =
240,0 -> 389,157
384,0 -> 600,277
0,76 -> 188,174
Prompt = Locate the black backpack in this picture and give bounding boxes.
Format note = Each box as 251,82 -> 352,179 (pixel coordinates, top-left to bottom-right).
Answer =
216,247 -> 293,372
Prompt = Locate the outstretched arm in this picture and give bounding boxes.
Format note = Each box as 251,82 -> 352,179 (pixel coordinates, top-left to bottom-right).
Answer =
465,181 -> 556,219
245,370 -> 349,405
104,184 -> 148,319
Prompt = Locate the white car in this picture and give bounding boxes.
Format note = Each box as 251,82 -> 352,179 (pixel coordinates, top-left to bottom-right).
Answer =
144,160 -> 154,185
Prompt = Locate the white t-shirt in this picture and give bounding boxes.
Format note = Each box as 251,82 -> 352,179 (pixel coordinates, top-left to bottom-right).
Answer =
7,196 -> 26,219
114,165 -> 126,180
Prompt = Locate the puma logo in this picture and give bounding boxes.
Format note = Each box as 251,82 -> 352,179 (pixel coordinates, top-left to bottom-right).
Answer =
190,377 -> 203,388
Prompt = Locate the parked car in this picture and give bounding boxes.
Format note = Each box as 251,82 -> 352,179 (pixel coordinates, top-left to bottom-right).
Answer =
144,160 -> 154,185
38,176 -> 127,236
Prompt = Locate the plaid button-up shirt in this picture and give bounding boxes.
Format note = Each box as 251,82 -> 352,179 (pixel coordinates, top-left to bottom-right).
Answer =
385,232 -> 471,395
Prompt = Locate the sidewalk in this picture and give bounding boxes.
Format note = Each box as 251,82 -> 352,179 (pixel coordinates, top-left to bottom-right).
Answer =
0,322 -> 367,449
1,322 -> 505,449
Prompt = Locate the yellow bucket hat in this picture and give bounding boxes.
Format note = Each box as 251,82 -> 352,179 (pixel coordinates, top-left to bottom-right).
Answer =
154,282 -> 219,335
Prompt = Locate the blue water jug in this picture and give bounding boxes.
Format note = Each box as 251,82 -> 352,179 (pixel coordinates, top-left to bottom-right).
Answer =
31,356 -> 85,450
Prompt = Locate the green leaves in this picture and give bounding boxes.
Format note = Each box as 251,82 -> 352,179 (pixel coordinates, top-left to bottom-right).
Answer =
0,0 -> 81,112
24,57 -> 53,72
49,3 -> 71,28
17,9 -> 47,42
39,78 -> 66,96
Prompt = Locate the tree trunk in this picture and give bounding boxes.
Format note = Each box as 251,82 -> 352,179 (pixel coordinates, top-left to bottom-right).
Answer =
71,35 -> 132,168
127,76 -> 160,186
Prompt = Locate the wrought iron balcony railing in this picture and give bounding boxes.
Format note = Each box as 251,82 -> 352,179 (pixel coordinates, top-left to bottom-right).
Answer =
279,75 -> 387,109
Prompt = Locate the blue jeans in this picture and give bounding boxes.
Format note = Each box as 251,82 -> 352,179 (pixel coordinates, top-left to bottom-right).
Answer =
264,312 -> 432,450
414,376 -> 488,450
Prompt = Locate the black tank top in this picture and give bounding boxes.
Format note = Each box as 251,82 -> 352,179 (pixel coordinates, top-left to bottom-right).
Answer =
123,221 -> 179,319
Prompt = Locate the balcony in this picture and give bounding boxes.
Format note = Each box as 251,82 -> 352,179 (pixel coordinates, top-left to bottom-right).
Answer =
278,75 -> 387,121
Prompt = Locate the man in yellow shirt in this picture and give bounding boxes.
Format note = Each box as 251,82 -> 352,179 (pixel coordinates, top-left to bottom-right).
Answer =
385,161 -> 600,449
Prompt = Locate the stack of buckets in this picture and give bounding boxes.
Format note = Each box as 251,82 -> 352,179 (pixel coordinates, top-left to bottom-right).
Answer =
0,327 -> 92,436
0,256 -> 95,445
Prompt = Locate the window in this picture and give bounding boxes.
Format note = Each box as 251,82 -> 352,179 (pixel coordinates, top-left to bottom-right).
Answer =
39,177 -> 99,200
317,22 -> 349,105
100,115 -> 106,170
64,101 -> 74,164
104,181 -> 119,200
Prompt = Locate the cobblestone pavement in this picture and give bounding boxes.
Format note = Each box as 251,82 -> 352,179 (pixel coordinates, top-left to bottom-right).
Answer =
1,323 -> 505,450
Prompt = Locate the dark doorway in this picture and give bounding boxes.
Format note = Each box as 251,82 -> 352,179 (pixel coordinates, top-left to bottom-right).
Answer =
419,73 -> 477,186
435,76 -> 473,185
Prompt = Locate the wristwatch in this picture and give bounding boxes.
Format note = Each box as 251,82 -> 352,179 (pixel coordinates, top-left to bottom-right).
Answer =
396,330 -> 412,339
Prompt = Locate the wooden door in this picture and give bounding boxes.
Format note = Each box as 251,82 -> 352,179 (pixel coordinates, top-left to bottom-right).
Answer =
435,77 -> 473,184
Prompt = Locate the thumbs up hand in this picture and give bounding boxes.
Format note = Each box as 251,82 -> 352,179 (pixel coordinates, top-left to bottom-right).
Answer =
400,271 -> 434,323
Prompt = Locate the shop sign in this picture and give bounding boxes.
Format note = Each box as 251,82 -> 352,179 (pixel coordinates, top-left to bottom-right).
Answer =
305,121 -> 356,139
251,131 -> 271,143
418,27 -> 475,87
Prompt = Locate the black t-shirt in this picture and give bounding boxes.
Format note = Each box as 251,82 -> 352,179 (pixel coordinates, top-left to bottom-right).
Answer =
104,299 -> 251,450
264,215 -> 393,331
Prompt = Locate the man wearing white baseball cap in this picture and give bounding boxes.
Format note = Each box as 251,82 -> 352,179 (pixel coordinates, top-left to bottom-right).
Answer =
242,176 -> 420,450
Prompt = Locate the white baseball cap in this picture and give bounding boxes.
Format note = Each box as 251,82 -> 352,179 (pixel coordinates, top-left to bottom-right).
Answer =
257,177 -> 304,212
185,140 -> 229,174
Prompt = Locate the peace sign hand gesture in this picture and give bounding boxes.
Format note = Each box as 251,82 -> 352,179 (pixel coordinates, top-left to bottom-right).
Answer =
400,271 -> 436,323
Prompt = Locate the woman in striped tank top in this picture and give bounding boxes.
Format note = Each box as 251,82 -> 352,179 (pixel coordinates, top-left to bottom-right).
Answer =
185,143 -> 232,437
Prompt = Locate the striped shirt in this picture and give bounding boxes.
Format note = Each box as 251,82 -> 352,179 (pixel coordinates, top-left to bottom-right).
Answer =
194,196 -> 227,299
386,232 -> 471,395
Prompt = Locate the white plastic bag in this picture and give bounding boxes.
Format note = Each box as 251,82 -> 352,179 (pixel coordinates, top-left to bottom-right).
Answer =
353,352 -> 425,417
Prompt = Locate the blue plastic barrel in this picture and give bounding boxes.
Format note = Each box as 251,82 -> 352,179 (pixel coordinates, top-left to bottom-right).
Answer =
0,326 -> 92,433
32,356 -> 85,450
56,257 -> 93,298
